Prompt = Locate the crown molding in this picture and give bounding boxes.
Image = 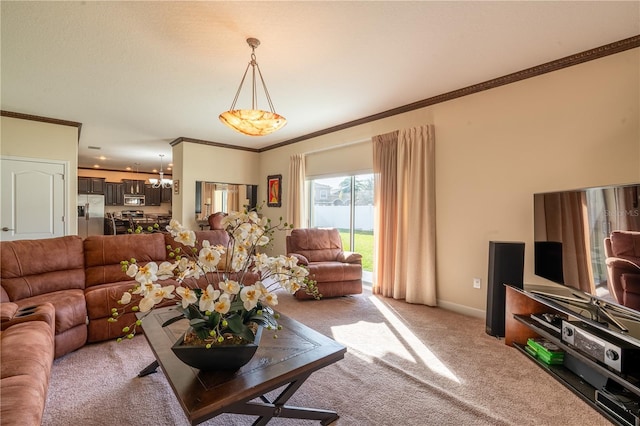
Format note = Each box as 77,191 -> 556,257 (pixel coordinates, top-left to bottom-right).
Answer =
260,35 -> 640,152
170,137 -> 260,153
1,110 -> 83,140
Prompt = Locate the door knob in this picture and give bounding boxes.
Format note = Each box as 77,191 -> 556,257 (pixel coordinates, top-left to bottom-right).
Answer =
2,227 -> 14,232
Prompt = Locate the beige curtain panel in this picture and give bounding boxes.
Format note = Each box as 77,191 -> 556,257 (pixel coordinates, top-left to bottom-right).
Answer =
541,192 -> 595,294
373,125 -> 437,306
287,153 -> 306,229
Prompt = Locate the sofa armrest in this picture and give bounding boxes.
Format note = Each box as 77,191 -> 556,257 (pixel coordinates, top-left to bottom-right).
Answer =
606,256 -> 640,273
288,253 -> 309,266
0,302 -> 55,332
0,302 -> 19,323
337,251 -> 363,264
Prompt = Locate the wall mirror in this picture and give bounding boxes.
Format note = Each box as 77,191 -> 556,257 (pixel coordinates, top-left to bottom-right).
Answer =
195,181 -> 258,220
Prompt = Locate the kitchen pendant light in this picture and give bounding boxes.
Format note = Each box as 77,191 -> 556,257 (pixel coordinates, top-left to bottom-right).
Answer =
149,154 -> 172,188
219,37 -> 287,136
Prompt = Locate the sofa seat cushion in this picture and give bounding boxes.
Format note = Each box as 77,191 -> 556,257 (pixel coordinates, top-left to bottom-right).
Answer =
16,289 -> 86,335
1,321 -> 54,390
84,279 -> 185,320
307,262 -> 362,283
84,233 -> 168,288
0,235 -> 85,302
0,375 -> 49,426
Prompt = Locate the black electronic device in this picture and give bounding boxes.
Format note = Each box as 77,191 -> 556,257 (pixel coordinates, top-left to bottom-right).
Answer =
596,386 -> 640,426
562,320 -> 640,376
485,241 -> 525,337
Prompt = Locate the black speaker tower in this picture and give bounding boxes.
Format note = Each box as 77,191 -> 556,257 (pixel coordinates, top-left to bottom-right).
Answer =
486,241 -> 525,337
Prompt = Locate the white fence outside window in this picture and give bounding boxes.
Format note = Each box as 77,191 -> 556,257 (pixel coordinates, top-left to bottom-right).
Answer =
312,205 -> 374,231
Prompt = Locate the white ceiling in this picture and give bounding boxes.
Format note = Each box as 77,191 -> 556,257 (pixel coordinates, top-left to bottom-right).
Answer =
2,1 -> 639,174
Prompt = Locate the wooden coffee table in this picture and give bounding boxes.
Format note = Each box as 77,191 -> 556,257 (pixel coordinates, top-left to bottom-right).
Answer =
138,306 -> 346,425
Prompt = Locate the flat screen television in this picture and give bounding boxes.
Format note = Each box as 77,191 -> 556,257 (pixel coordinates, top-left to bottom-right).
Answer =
533,183 -> 640,302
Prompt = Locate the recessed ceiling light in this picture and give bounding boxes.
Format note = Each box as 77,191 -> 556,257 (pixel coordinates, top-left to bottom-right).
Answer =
125,167 -> 132,171
99,156 -> 106,160
93,164 -> 100,168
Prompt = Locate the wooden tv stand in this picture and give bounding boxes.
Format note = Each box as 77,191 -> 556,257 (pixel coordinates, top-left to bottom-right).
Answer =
505,284 -> 640,426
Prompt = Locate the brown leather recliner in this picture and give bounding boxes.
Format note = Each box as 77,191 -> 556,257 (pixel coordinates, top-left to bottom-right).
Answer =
0,236 -> 87,358
605,230 -> 640,310
286,228 -> 363,300
208,212 -> 227,230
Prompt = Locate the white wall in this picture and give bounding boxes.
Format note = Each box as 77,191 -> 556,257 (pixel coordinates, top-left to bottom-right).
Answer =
1,116 -> 79,234
258,48 -> 640,317
172,141 -> 260,231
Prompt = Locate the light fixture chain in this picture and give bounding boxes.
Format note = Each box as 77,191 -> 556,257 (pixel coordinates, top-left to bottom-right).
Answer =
229,63 -> 252,110
255,63 -> 277,113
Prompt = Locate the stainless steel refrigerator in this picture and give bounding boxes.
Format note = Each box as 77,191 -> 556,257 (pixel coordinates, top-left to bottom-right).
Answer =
77,194 -> 105,238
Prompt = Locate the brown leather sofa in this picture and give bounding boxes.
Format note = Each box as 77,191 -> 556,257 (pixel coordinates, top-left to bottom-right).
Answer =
286,228 -> 363,299
0,229 -> 256,424
1,236 -> 87,358
1,302 -> 55,425
605,230 -> 640,310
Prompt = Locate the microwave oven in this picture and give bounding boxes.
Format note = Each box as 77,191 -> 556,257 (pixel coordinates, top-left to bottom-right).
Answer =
124,195 -> 145,206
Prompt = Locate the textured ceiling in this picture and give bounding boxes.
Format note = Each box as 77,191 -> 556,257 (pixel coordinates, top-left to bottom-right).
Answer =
1,1 -> 639,173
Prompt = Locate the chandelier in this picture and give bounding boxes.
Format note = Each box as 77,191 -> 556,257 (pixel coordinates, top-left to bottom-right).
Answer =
149,154 -> 172,188
219,37 -> 287,136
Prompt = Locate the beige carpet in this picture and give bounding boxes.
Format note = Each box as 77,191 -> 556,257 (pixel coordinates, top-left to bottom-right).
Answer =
43,287 -> 609,425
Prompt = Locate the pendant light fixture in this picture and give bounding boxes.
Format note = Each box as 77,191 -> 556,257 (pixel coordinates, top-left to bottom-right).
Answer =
134,163 -> 141,194
149,154 -> 172,188
219,37 -> 287,136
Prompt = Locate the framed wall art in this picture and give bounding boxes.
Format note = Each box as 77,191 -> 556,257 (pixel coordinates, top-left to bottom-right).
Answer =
267,174 -> 282,207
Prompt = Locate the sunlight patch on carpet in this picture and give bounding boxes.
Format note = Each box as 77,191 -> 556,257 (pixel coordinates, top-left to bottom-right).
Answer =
368,295 -> 460,383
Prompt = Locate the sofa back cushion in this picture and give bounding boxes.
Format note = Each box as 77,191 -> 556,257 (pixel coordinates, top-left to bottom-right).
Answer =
286,228 -> 343,263
84,233 -> 167,288
610,231 -> 640,258
164,230 -> 230,253
0,236 -> 85,301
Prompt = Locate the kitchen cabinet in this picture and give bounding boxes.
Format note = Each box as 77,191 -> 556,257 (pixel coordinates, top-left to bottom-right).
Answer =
78,177 -> 106,194
105,182 -> 125,206
161,186 -> 172,204
122,179 -> 146,195
144,184 -> 162,206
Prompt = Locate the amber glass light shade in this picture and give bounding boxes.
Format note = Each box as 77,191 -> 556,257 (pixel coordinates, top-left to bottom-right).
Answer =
219,109 -> 287,136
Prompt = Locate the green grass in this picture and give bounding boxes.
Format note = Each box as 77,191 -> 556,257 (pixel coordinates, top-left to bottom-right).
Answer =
339,230 -> 374,272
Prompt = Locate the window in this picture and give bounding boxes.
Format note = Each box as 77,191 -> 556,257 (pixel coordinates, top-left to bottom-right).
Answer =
309,174 -> 374,278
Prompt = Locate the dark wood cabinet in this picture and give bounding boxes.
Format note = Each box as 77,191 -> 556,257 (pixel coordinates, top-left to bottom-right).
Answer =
161,186 -> 172,204
78,177 -> 106,194
105,182 -> 125,206
144,184 -> 162,206
122,179 -> 146,195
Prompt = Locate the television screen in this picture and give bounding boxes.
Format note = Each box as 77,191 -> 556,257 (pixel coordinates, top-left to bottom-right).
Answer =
533,183 -> 640,302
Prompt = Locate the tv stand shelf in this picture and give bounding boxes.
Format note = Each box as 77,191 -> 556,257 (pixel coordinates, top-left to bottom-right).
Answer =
505,285 -> 640,425
512,342 -> 609,414
513,314 -> 640,396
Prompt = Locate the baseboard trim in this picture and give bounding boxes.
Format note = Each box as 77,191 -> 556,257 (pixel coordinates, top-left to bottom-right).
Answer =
437,299 -> 485,319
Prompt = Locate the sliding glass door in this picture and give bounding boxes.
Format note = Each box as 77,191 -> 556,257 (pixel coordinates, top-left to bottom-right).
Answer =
309,174 -> 374,276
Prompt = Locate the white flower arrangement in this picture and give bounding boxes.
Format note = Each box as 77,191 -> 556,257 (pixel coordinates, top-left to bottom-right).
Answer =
110,209 -> 319,346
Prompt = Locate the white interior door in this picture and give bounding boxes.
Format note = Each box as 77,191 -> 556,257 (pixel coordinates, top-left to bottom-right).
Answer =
1,157 -> 67,241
